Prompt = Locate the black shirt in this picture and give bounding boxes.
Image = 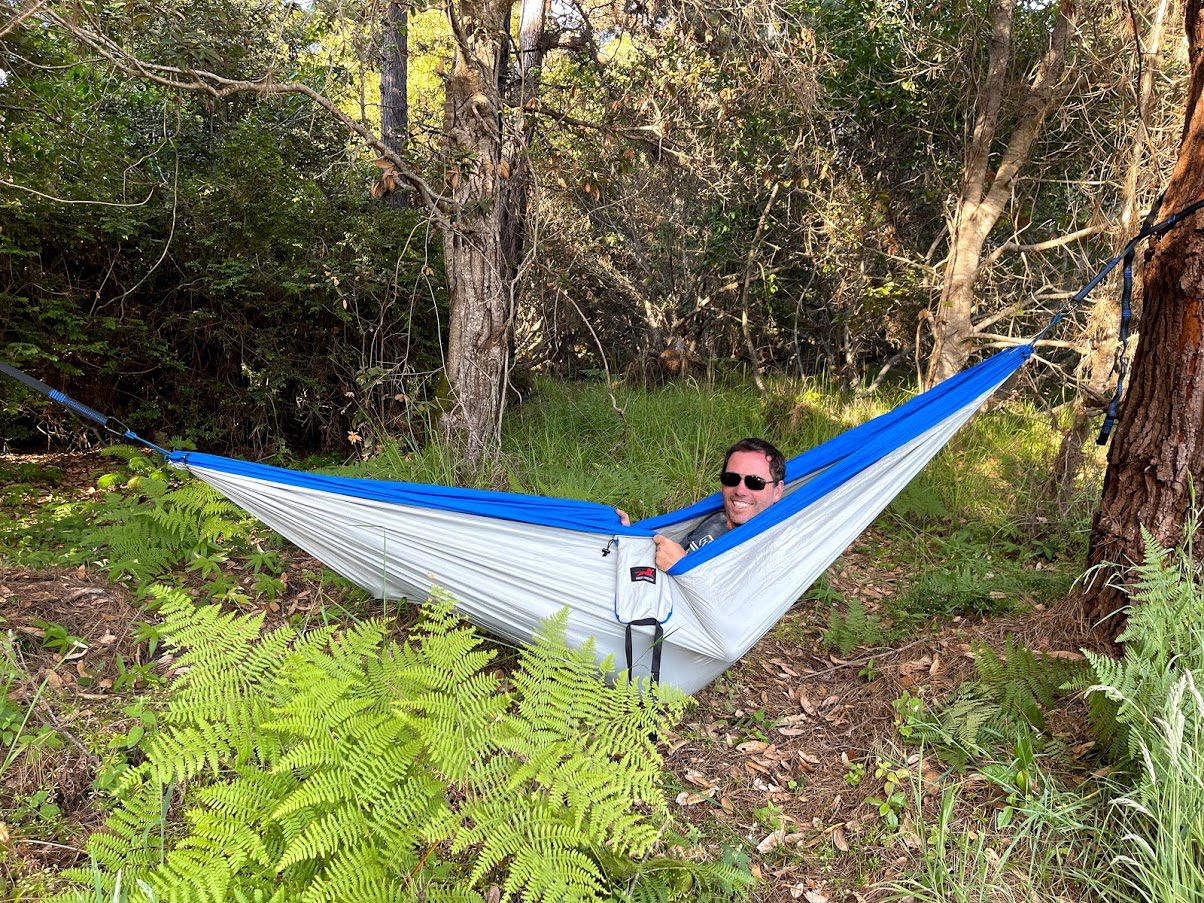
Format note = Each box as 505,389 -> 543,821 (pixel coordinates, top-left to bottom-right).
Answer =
681,511 -> 731,553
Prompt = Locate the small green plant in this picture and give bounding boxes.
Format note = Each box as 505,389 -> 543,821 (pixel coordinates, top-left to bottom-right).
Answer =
892,690 -> 927,741
824,598 -> 886,655
130,621 -> 166,659
252,572 -> 285,600
980,731 -> 1039,829
111,654 -> 158,692
754,802 -> 783,831
867,758 -> 911,830
843,760 -> 866,787
29,618 -> 85,656
10,788 -> 63,829
732,707 -> 778,743
246,548 -> 284,574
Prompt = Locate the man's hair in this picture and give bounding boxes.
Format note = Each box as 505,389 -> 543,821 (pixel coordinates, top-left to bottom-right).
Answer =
723,437 -> 786,484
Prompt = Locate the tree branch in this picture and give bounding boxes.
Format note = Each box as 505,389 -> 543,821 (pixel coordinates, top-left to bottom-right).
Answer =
0,0 -> 50,38
985,223 -> 1106,265
37,9 -> 453,226
979,0 -> 1077,222
0,177 -> 155,207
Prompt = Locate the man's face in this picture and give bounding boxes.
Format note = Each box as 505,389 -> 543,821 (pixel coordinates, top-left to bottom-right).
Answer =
721,449 -> 784,529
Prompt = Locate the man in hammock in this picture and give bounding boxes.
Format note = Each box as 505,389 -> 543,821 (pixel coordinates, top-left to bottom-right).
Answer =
618,437 -> 785,571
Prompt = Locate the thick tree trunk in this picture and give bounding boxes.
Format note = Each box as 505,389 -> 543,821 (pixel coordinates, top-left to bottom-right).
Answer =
1082,0 -> 1204,636
440,0 -> 513,468
924,0 -> 1076,388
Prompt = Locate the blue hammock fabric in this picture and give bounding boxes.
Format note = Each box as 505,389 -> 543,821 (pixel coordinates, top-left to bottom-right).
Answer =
10,199 -> 1204,690
1,343 -> 1032,692
167,344 -> 1031,571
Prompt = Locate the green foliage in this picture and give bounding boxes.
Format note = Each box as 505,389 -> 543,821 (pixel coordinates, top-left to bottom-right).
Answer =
1078,524 -> 1204,764
885,764 -> 1122,902
84,447 -> 252,585
0,10 -> 446,454
894,639 -> 1084,769
866,757 -> 911,830
0,632 -> 60,772
893,528 -> 1075,623
971,637 -> 1084,733
1076,520 -> 1204,901
823,598 -> 886,655
51,588 -> 752,903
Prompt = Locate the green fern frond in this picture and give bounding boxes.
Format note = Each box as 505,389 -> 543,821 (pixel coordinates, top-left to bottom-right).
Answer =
51,590 -> 751,903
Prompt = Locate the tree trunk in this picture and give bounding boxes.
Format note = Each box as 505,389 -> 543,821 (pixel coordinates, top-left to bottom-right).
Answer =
380,0 -> 408,158
440,0 -> 514,469
924,0 -> 1076,388
1049,0 -> 1170,505
1082,0 -> 1204,637
499,0 -> 547,282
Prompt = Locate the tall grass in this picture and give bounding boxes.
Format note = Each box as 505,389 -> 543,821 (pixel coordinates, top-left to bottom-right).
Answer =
886,767 -> 1122,903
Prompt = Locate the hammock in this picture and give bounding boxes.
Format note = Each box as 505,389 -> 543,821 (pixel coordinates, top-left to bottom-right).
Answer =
152,345 -> 1030,693
7,202 -> 1201,692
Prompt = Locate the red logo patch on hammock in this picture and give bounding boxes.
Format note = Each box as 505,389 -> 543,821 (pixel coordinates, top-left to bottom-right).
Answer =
630,566 -> 656,585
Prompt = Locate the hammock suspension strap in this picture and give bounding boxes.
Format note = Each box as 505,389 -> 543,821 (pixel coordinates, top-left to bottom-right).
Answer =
0,360 -> 168,456
1028,196 -> 1204,445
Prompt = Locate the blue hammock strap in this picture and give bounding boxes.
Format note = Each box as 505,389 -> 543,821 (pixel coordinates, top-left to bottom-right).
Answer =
1094,198 -> 1165,444
1029,197 -> 1204,444
1093,197 -> 1204,443
0,359 -> 168,456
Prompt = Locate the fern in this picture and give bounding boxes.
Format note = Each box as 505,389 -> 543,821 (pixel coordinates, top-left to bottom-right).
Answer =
823,598 -> 885,655
1078,522 -> 1204,766
972,636 -> 1085,731
85,447 -> 254,584
51,588 -> 751,903
900,638 -> 1086,768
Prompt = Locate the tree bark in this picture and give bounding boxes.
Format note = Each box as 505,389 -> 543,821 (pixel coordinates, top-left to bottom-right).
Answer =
380,0 -> 409,158
1082,0 -> 1204,637
440,0 -> 515,469
499,0 -> 547,282
924,0 -> 1076,388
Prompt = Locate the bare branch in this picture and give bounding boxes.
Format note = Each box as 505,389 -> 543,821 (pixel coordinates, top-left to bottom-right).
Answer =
0,177 -> 155,207
0,0 -> 50,38
985,223 -> 1106,265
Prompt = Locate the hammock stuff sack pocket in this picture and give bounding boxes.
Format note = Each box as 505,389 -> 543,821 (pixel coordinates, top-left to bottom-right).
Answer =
612,536 -> 681,684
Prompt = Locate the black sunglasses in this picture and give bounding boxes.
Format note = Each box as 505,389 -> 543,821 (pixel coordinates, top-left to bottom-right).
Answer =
719,471 -> 779,491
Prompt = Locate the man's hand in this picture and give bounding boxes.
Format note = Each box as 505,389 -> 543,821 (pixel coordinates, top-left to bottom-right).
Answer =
653,534 -> 686,571
616,508 -> 631,526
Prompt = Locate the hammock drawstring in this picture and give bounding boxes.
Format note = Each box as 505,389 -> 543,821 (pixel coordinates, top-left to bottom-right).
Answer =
0,360 -> 168,456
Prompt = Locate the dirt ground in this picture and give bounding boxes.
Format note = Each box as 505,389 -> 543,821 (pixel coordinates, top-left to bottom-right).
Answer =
0,453 -> 1108,901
